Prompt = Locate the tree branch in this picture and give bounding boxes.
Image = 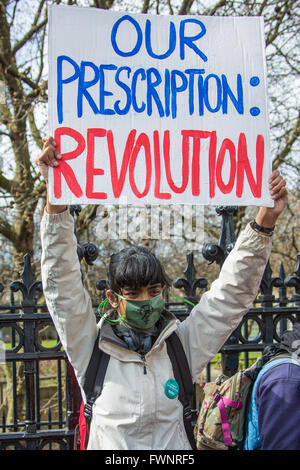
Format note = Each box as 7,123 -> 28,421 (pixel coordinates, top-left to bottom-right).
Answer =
273,109 -> 300,169
12,18 -> 47,56
273,43 -> 300,75
8,0 -> 18,27
207,0 -> 226,16
141,0 -> 151,14
28,109 -> 43,149
0,55 -> 40,91
92,0 -> 115,9
0,214 -> 16,245
76,204 -> 98,239
167,0 -> 174,15
265,1 -> 294,46
178,0 -> 195,15
32,0 -> 47,28
257,0 -> 270,17
0,171 -> 13,193
0,129 -> 9,137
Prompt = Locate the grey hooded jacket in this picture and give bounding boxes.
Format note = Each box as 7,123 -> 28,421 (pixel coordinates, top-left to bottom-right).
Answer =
40,209 -> 272,450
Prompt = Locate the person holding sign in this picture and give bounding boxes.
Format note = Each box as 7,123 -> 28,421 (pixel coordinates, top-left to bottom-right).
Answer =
36,136 -> 287,450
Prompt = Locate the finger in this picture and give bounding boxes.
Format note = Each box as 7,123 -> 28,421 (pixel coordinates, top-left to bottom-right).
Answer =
270,178 -> 286,194
270,179 -> 286,195
46,153 -> 59,167
42,136 -> 57,148
36,157 -> 57,169
268,170 -> 280,183
269,174 -> 282,188
42,140 -> 61,161
46,146 -> 62,160
43,139 -> 57,152
272,186 -> 288,200
46,143 -> 61,160
41,142 -> 62,162
37,148 -> 59,167
40,146 -> 56,161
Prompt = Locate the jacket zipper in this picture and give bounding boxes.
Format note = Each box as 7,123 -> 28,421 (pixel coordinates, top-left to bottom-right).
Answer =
102,335 -> 148,373
141,355 -> 147,374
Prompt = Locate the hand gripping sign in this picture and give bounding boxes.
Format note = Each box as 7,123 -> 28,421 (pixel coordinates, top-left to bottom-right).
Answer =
48,5 -> 273,207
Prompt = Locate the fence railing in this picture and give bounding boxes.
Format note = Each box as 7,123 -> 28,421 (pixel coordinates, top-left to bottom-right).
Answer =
0,206 -> 299,450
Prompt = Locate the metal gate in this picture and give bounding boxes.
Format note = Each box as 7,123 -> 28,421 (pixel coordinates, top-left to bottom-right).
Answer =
0,207 -> 299,449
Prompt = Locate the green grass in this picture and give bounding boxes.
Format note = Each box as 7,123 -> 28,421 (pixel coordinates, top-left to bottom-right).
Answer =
3,339 -> 62,351
211,351 -> 260,363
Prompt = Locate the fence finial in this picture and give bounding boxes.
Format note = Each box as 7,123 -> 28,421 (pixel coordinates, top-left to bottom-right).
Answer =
173,252 -> 207,307
10,253 -> 42,303
202,206 -> 238,267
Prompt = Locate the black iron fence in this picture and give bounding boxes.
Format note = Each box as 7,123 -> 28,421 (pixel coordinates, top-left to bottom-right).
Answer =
0,206 -> 299,450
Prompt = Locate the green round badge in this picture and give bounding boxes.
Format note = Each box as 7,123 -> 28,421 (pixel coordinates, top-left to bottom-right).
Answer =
165,379 -> 179,399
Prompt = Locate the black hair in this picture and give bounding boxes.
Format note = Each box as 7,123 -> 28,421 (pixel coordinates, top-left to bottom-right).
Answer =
107,245 -> 171,293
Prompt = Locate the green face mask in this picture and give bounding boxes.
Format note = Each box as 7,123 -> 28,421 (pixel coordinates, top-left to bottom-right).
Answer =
116,291 -> 165,329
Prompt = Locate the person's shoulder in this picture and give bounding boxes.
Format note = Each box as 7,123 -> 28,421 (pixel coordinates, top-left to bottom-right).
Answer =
258,360 -> 300,390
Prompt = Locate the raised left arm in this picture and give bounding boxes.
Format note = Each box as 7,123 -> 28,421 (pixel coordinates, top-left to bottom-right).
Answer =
176,170 -> 288,381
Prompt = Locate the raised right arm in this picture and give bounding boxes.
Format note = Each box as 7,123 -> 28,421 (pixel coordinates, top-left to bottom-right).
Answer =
37,137 -> 98,390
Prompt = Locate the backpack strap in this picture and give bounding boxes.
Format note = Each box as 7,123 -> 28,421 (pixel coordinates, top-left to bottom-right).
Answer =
266,352 -> 292,363
165,332 -> 197,450
82,330 -> 110,449
81,329 -> 196,450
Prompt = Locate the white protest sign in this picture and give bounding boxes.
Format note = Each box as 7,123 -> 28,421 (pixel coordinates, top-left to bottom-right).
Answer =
48,5 -> 273,207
